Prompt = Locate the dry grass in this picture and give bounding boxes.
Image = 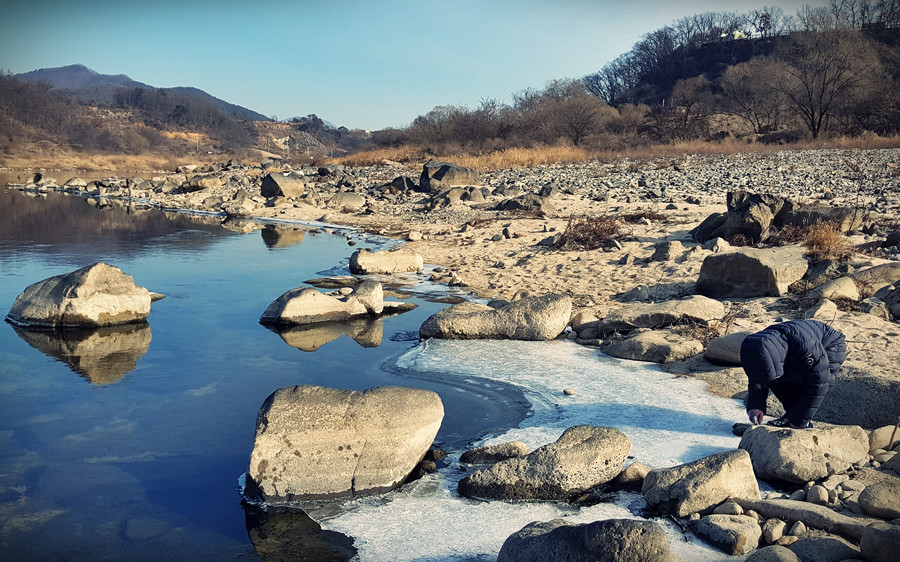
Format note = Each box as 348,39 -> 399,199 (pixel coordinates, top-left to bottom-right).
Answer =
803,224 -> 853,262
555,214 -> 622,250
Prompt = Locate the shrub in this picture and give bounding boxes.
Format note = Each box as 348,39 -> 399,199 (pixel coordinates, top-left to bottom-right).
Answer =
556,215 -> 621,250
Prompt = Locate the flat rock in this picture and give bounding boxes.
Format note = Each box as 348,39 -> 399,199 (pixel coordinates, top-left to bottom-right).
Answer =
745,545 -> 800,562
598,295 -> 725,332
733,498 -> 879,541
419,160 -> 479,193
861,522 -> 900,562
788,536 -> 860,562
603,329 -> 703,363
458,425 -> 630,501
802,298 -> 839,320
691,514 -> 761,555
420,294 -> 572,341
245,385 -> 444,503
6,262 -> 152,328
849,262 -> 900,294
349,248 -> 424,274
809,276 -> 860,301
259,283 -> 378,326
738,424 -> 869,484
696,246 -> 808,298
497,518 -> 679,562
642,449 -> 760,517
858,481 -> 900,519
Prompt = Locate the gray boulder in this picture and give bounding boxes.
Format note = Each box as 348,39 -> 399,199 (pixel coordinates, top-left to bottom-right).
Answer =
850,262 -> 900,295
349,248 -> 424,274
457,425 -> 630,501
691,514 -> 761,555
808,276 -> 860,301
696,246 -> 808,298
788,536 -> 860,562
419,160 -> 478,192
495,194 -> 557,215
420,294 -> 572,341
245,385 -> 444,503
734,498 -> 879,541
861,522 -> 900,562
598,295 -> 725,332
738,425 -> 869,484
704,331 -> 749,365
459,441 -> 529,464
6,262 -> 153,328
497,518 -> 679,562
260,173 -> 306,199
858,481 -> 900,519
328,191 -> 367,211
642,449 -> 760,517
650,240 -> 686,262
603,329 -> 703,363
691,191 -> 794,244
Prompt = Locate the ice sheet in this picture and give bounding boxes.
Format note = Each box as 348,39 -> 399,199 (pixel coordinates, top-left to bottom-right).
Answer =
322,338 -> 746,561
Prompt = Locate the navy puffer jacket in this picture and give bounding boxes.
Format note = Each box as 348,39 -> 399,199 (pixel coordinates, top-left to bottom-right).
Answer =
741,319 -> 847,427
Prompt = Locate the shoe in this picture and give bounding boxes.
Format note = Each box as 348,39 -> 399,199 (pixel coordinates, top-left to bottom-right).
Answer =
767,416 -> 813,429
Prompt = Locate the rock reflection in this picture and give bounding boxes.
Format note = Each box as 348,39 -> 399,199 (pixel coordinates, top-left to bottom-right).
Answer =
244,504 -> 356,562
261,224 -> 306,248
221,217 -> 263,234
270,317 -> 384,352
12,323 -> 152,384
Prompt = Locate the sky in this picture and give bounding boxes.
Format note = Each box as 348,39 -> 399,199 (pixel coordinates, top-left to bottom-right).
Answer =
2,1 -> 827,131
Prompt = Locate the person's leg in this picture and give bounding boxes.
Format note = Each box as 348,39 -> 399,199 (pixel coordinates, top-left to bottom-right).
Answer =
770,378 -> 803,416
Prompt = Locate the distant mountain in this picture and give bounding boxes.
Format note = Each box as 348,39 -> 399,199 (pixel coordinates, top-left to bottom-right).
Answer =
16,64 -> 269,122
168,86 -> 269,122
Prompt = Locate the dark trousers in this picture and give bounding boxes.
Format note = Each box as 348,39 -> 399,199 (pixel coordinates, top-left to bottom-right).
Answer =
770,378 -> 804,416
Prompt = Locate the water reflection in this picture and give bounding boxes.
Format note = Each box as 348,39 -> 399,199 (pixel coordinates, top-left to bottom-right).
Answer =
269,317 -> 384,352
12,322 -> 152,384
261,224 -> 306,248
244,504 -> 356,562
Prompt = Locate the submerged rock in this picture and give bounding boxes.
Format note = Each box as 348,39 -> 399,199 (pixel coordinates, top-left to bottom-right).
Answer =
419,294 -> 572,341
6,262 -> 153,328
245,385 -> 444,504
457,425 -> 630,501
497,518 -> 678,562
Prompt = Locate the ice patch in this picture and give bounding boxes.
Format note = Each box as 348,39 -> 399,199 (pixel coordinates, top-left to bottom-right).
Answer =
321,338 -> 746,561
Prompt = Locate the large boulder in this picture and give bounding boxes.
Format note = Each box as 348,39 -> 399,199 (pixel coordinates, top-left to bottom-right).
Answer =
602,329 -> 703,363
328,192 -> 367,211
260,173 -> 306,199
457,425 -> 630,501
696,246 -> 808,298
497,518 -> 679,562
597,295 -> 725,332
641,449 -> 761,517
419,294 -> 572,341
245,385 -> 444,504
808,277 -> 860,301
6,262 -> 153,328
419,160 -> 479,193
738,424 -> 869,484
691,514 -> 761,555
858,482 -> 900,519
349,248 -> 424,274
849,263 -> 900,295
782,206 -> 866,234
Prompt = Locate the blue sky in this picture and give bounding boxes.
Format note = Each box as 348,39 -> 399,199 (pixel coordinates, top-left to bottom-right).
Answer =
2,1 -> 825,130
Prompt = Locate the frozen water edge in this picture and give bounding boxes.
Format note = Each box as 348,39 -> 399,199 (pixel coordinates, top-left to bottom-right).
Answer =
321,338 -> 747,561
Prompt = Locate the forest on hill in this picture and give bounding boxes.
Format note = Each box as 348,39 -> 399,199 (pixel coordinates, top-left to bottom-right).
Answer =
1,1 -> 899,169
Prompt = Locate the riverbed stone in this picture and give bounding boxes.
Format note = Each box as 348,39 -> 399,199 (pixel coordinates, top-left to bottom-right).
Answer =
420,160 -> 479,192
809,276 -> 860,301
861,522 -> 900,562
738,424 -> 869,484
691,514 -> 761,555
788,536 -> 860,562
497,518 -> 678,562
603,329 -> 703,363
704,331 -> 749,365
642,449 -> 760,517
597,295 -> 725,332
459,441 -> 530,464
746,545 -> 800,562
6,262 -> 152,328
260,286 -> 369,326
245,385 -> 444,503
858,481 -> 900,519
349,248 -> 424,274
458,425 -> 630,501
420,294 -> 572,341
696,246 -> 808,298
260,173 -> 306,199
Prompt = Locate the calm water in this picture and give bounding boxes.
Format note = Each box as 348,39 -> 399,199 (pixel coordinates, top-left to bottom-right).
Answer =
0,189 -> 527,560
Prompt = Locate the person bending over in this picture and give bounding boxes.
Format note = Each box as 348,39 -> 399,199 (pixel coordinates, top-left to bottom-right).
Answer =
741,319 -> 847,429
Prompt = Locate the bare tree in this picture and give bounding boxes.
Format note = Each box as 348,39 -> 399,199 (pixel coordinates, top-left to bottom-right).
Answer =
776,30 -> 881,137
720,57 -> 788,133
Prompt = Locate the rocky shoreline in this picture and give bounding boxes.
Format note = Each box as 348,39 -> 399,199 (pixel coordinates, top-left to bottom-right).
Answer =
7,147 -> 900,559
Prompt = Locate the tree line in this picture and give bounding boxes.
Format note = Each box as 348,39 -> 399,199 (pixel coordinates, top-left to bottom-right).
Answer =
369,1 -> 900,153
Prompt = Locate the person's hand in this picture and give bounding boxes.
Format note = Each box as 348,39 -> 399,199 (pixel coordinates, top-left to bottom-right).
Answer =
748,409 -> 764,425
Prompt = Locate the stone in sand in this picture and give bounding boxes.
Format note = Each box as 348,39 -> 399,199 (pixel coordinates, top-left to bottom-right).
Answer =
419,160 -> 479,192
696,246 -> 808,298
459,441 -> 530,464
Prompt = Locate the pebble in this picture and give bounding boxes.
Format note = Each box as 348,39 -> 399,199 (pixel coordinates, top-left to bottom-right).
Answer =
563,388 -> 576,396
